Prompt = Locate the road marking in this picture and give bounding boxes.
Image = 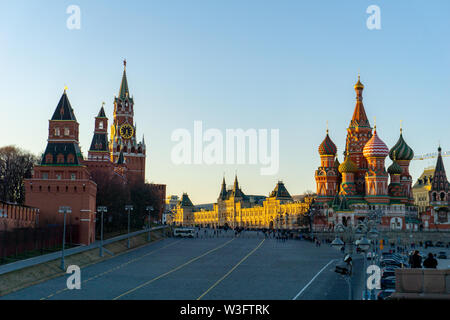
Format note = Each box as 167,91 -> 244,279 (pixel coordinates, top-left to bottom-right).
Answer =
113,238 -> 235,300
292,259 -> 336,300
40,239 -> 181,300
197,238 -> 265,300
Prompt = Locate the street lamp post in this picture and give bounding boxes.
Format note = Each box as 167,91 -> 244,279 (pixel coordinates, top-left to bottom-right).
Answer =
97,206 -> 107,257
58,206 -> 72,270
125,205 -> 133,249
146,206 -> 154,242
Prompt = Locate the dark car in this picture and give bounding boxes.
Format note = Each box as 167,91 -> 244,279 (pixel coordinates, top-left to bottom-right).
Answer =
381,276 -> 396,289
381,270 -> 396,279
425,241 -> 433,247
377,289 -> 395,300
435,241 -> 445,248
381,259 -> 404,268
437,252 -> 447,259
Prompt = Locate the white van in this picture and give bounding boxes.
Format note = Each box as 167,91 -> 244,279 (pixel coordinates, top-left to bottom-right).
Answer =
173,228 -> 195,238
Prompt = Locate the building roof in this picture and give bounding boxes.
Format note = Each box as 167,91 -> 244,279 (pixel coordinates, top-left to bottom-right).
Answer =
363,128 -> 389,158
339,153 -> 358,173
118,63 -> 130,100
180,193 -> 194,207
269,181 -> 293,200
318,132 -> 337,156
41,143 -> 82,166
51,91 -> 77,121
431,146 -> 449,192
388,160 -> 403,175
389,131 -> 414,161
89,133 -> 109,152
97,106 -> 107,118
350,77 -> 370,128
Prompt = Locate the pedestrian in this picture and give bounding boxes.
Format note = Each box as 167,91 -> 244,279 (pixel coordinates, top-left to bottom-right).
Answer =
423,253 -> 438,269
410,250 -> 422,268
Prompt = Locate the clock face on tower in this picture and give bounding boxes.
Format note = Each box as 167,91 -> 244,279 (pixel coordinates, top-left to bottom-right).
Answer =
119,123 -> 134,139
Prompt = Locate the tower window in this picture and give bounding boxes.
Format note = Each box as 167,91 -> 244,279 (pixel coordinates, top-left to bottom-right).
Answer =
55,128 -> 60,136
64,128 -> 70,136
99,121 -> 104,129
67,154 -> 75,164
57,154 -> 64,163
42,172 -> 49,180
45,154 -> 53,163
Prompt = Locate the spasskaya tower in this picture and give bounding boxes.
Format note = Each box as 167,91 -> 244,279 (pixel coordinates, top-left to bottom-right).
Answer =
109,60 -> 146,181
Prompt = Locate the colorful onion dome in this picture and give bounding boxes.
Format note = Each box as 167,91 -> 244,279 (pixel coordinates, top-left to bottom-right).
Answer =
387,160 -> 402,175
318,131 -> 337,156
389,131 -> 414,161
363,128 -> 389,158
354,75 -> 364,90
339,155 -> 358,173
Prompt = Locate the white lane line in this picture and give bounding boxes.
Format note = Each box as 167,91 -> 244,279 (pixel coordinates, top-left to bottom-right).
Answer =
292,259 -> 336,300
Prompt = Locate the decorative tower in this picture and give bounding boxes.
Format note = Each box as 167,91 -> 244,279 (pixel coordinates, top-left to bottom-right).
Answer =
389,128 -> 414,204
346,76 -> 373,196
87,104 -> 111,164
428,146 -> 450,225
110,60 -> 146,182
363,126 -> 390,204
24,89 -> 97,245
218,176 -> 228,201
315,129 -> 339,202
338,151 -> 358,197
387,152 -> 404,200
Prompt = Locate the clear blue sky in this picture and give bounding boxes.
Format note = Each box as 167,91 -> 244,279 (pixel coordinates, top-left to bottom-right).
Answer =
0,0 -> 449,203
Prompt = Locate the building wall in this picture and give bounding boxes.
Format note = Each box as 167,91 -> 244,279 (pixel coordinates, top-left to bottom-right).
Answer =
25,167 -> 97,245
0,201 -> 39,231
173,197 -> 310,229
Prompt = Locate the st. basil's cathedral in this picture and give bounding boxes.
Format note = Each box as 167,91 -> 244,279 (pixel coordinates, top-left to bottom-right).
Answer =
314,76 -> 419,231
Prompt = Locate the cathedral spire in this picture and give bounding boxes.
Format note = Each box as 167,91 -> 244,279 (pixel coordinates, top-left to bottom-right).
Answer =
350,75 -> 370,128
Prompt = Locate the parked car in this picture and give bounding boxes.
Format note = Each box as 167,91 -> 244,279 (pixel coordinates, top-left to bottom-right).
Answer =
381,259 -> 404,268
435,241 -> 445,247
377,289 -> 395,300
425,240 -> 433,247
381,270 -> 396,279
437,252 -> 447,259
381,276 -> 396,289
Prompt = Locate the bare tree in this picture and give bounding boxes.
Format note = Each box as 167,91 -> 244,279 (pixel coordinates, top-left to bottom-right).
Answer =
0,146 -> 39,204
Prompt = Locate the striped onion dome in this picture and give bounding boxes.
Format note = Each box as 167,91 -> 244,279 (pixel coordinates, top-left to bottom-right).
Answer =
318,132 -> 337,156
388,160 -> 402,175
389,132 -> 414,161
339,155 -> 358,173
363,128 -> 389,158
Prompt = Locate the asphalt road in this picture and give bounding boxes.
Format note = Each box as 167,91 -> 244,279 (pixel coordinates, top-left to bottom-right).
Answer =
1,230 -> 366,300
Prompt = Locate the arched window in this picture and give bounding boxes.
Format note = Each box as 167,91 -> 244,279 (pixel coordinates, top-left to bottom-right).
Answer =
99,121 -> 104,130
64,128 -> 70,136
67,154 -> 75,164
57,154 -> 64,164
45,154 -> 53,163
55,128 -> 60,136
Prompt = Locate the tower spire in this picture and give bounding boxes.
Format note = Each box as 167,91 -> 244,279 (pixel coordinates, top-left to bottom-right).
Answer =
119,60 -> 130,99
350,75 -> 370,128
